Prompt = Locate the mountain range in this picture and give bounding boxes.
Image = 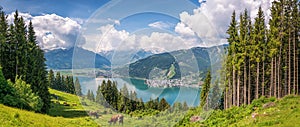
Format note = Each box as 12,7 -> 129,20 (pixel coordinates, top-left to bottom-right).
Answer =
112,45 -> 226,80
45,47 -> 111,69
45,45 -> 226,81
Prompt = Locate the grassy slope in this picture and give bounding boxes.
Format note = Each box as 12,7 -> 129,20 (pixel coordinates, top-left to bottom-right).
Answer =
0,89 -> 98,127
4,88 -> 298,127
0,89 -> 185,127
177,95 -> 300,127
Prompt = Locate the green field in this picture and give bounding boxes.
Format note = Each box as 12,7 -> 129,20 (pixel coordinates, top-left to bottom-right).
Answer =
1,89 -> 300,127
176,95 -> 300,127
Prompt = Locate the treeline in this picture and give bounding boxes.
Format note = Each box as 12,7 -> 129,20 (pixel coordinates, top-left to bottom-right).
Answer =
85,79 -> 189,114
224,0 -> 299,109
0,9 -> 50,113
47,69 -> 82,95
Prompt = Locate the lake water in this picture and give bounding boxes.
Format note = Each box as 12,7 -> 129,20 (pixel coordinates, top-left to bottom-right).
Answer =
79,77 -> 200,107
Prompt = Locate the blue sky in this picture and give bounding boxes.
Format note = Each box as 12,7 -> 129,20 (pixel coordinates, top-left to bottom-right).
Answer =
0,0 -> 110,19
0,0 -> 199,19
0,0 -> 272,52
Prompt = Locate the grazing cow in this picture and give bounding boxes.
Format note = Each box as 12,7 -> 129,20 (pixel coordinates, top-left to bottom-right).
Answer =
108,114 -> 124,125
190,116 -> 203,122
89,111 -> 99,119
63,102 -> 70,106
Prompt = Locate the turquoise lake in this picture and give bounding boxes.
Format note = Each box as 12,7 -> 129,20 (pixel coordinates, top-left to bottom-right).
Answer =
79,77 -> 200,106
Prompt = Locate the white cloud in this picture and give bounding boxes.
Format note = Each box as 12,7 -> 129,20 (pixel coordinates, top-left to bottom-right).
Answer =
89,0 -> 275,52
178,0 -> 273,45
82,24 -> 201,53
175,22 -> 195,37
148,21 -> 172,30
8,12 -> 82,50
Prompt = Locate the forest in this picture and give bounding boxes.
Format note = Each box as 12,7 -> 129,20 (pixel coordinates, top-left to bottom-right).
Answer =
222,0 -> 299,109
0,9 -> 50,113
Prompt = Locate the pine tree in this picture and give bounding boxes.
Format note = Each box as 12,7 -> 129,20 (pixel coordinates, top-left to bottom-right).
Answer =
48,70 -> 55,89
96,85 -> 104,104
182,101 -> 189,111
0,9 -> 8,74
74,77 -> 82,96
118,84 -> 129,113
26,19 -> 50,113
90,90 -> 95,102
252,6 -> 266,99
209,79 -> 221,109
200,71 -> 211,108
158,98 -> 170,111
54,72 -> 61,90
226,11 -> 239,106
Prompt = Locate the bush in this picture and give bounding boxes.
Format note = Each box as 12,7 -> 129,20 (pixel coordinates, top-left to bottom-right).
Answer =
7,77 -> 43,112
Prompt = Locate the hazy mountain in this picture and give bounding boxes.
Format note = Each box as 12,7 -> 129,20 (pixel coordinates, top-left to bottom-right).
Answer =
113,46 -> 223,80
98,49 -> 154,67
45,47 -> 111,69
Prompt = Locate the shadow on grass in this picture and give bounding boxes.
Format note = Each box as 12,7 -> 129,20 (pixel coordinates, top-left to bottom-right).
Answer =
48,102 -> 89,118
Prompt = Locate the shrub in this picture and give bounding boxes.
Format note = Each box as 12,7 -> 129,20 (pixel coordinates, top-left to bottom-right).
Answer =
7,77 -> 43,112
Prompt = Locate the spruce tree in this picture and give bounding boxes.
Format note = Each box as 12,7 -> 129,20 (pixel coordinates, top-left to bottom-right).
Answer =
74,77 -> 82,96
48,69 -> 55,89
200,71 -> 211,108
158,98 -> 170,111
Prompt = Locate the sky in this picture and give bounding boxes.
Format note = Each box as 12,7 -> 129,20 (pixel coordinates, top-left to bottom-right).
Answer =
0,0 -> 273,53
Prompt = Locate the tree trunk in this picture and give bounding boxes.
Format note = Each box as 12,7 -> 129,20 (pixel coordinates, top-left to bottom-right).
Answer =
278,48 -> 282,98
248,60 -> 251,104
288,29 -> 291,95
293,30 -> 296,95
285,52 -> 288,96
224,87 -> 227,109
256,62 -> 259,99
233,65 -> 236,106
244,61 -> 247,104
275,57 -> 277,98
228,77 -> 232,108
270,58 -> 274,97
237,72 -> 240,107
262,61 -> 265,96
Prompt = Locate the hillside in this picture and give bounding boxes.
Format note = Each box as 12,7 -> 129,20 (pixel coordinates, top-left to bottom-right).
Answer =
45,47 -> 111,69
114,47 -> 212,80
1,88 -> 299,127
176,95 -> 300,127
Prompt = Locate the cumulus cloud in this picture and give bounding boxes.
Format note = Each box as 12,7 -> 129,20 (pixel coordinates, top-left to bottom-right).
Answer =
7,12 -> 82,50
176,0 -> 273,45
175,22 -> 195,37
148,21 -> 173,30
82,0 -> 275,53
84,24 -> 200,53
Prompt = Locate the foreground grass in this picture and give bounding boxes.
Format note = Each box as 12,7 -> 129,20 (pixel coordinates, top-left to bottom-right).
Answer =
176,95 -> 300,127
0,104 -> 98,127
2,88 -> 300,127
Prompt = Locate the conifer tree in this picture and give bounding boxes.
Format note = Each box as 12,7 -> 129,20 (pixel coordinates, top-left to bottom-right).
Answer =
74,77 -> 82,96
200,71 -> 211,108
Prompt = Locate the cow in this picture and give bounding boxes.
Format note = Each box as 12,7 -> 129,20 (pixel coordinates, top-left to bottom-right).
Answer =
89,111 -> 99,119
108,114 -> 124,125
63,102 -> 70,106
190,116 -> 203,122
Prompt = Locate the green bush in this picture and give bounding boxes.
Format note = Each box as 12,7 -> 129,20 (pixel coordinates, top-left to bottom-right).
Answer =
7,77 -> 43,112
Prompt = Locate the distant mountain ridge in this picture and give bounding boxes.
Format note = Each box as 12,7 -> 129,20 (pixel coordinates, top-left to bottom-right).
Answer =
45,47 -> 111,69
98,49 -> 154,65
112,46 -> 226,80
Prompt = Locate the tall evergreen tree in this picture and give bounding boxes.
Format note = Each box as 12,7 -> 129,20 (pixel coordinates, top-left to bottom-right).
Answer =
74,77 -> 82,96
200,71 -> 211,108
158,98 -> 170,111
48,69 -> 55,89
